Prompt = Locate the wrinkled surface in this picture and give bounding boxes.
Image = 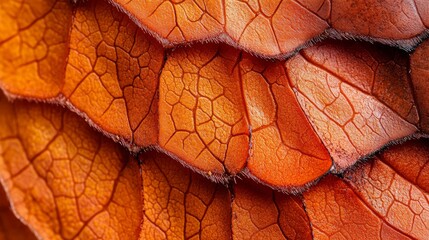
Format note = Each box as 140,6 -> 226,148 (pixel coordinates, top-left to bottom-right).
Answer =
0,94 -> 142,239
112,0 -> 429,57
0,0 -> 72,98
159,44 -> 249,176
304,139 -> 429,239
1,91 -> 427,239
65,0 -> 164,146
288,41 -> 419,169
0,0 -> 428,191
1,0 -> 429,239
140,151 -> 232,239
343,140 -> 429,239
240,53 -> 331,188
232,180 -> 312,239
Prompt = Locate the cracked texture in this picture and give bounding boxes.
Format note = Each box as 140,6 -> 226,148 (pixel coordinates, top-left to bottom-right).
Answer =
112,0 -> 429,57
0,91 -> 428,239
1,0 -> 428,191
159,43 -> 249,176
140,151 -> 232,239
287,41 -> 419,169
0,93 -> 142,239
304,139 -> 429,240
1,0 -> 429,239
232,180 -> 312,239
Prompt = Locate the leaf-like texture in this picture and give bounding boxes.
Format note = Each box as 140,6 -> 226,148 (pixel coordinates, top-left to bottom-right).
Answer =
0,88 -> 428,239
411,39 -> 429,133
0,0 -> 333,189
159,43 -> 249,176
139,151 -> 232,239
239,53 -> 331,188
379,139 -> 429,192
0,0 -> 165,147
0,0 -> 72,98
0,93 -> 142,239
287,41 -> 419,169
112,0 -> 328,57
0,0 -> 428,192
303,138 -> 429,239
2,0 -> 429,238
0,187 -> 37,240
64,0 -> 165,146
232,180 -> 312,239
111,0 -> 429,57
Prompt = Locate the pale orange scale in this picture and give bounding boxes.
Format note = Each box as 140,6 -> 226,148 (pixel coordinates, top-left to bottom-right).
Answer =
0,0 -> 72,98
271,0 -> 328,55
159,44 -> 249,176
240,54 -> 331,189
225,0 -> 256,44
114,0 -> 224,43
302,41 -> 419,124
296,0 -> 331,20
238,15 -> 280,56
232,180 -> 312,239
63,0 -> 164,146
0,93 -> 142,240
344,147 -> 429,239
303,174 -> 411,240
287,41 -> 418,170
174,0 -> 224,40
379,139 -> 429,192
139,151 -> 231,239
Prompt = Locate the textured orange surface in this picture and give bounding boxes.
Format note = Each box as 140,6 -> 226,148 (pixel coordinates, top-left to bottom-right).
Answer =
0,0 -> 72,98
304,139 -> 429,239
343,155 -> 429,238
0,94 -> 142,239
112,0 -> 428,57
0,91 -> 428,238
64,0 -> 164,146
232,180 -> 312,239
0,187 -> 36,240
0,0 -> 429,239
140,151 -> 231,239
159,44 -> 249,176
1,0 -> 427,190
240,53 -> 331,188
287,41 -> 419,169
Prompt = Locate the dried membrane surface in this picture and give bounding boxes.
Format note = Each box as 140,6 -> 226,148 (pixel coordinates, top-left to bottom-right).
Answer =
287,41 -> 419,169
139,151 -> 232,239
304,139 -> 429,239
1,0 -> 429,238
112,0 -> 429,57
0,94 -> 142,239
240,53 -> 331,188
1,0 -> 426,190
232,180 -> 312,239
158,44 -> 249,176
0,91 -> 428,239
